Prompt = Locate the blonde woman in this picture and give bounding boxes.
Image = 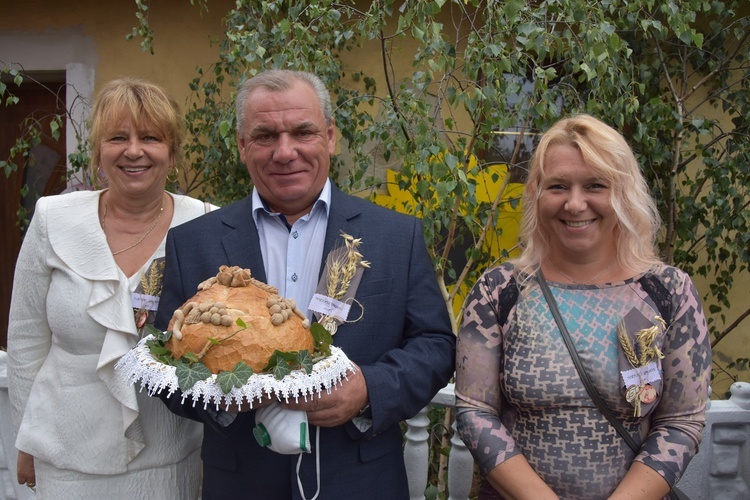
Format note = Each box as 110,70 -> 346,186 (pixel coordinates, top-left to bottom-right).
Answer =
455,114 -> 710,499
8,78 -> 213,499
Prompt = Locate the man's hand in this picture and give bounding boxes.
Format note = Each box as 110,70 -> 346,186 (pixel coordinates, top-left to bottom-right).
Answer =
17,450 -> 35,487
282,363 -> 369,427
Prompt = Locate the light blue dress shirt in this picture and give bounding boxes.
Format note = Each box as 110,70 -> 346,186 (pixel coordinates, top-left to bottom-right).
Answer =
251,179 -> 331,319
208,180 -> 332,426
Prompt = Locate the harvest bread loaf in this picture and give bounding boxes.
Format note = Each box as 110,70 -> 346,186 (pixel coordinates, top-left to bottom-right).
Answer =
165,265 -> 313,373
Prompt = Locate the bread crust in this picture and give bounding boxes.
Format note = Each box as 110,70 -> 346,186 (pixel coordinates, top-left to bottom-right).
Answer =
165,277 -> 313,373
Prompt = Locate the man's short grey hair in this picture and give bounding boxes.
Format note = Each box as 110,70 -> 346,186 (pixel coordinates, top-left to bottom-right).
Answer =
235,69 -> 333,135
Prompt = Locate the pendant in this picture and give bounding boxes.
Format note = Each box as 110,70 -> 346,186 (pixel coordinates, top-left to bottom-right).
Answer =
321,317 -> 338,335
639,384 -> 657,404
626,385 -> 642,417
136,308 -> 149,328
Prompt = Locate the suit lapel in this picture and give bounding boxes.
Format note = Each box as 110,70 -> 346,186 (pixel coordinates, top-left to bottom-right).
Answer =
217,197 -> 268,283
321,185 -> 363,279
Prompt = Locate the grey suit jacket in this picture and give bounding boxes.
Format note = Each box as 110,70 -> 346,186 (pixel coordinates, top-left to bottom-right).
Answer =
155,184 -> 455,499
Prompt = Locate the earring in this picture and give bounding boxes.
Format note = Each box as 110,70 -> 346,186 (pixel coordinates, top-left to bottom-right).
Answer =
166,166 -> 179,183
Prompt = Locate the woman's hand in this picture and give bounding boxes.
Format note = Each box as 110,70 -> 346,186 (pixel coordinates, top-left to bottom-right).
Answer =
16,450 -> 36,488
485,454 -> 559,500
608,461 -> 670,499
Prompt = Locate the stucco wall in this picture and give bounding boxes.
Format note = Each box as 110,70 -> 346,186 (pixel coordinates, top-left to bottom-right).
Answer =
0,0 -> 234,128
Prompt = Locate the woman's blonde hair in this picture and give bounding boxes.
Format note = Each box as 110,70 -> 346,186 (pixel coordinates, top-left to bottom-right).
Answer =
88,77 -> 184,179
512,114 -> 662,277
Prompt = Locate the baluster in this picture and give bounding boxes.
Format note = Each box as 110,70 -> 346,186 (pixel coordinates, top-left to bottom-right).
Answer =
404,405 -> 430,499
447,416 -> 473,500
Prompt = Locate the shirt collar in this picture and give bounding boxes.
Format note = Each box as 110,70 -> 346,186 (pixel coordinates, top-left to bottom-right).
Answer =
252,178 -> 331,227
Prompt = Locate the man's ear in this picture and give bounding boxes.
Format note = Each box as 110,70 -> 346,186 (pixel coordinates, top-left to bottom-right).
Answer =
327,121 -> 337,156
238,134 -> 247,163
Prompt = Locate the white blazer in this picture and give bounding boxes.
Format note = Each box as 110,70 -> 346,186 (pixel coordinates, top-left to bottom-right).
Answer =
7,190 -> 207,474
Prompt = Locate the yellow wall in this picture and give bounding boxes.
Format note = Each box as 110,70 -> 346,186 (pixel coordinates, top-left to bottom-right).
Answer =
2,0 -> 746,395
0,0 -> 234,114
337,1 -> 749,396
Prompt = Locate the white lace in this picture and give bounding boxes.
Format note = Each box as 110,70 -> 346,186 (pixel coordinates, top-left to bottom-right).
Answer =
116,335 -> 356,409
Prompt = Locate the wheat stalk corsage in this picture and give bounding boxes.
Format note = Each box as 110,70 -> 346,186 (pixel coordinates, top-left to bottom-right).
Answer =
309,231 -> 370,334
619,315 -> 666,417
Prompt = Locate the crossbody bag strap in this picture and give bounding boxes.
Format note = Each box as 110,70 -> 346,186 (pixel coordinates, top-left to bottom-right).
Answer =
536,270 -> 641,454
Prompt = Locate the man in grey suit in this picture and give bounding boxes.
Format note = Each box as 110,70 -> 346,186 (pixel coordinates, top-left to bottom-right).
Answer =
155,69 -> 455,499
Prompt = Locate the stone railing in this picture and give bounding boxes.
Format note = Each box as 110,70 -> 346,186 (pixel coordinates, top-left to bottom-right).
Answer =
2,349 -> 748,500
403,382 -> 750,500
0,351 -> 33,500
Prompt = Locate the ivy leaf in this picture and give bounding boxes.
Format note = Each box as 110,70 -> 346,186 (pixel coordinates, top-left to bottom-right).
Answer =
310,322 -> 332,357
145,324 -> 171,342
297,350 -> 313,374
148,343 -> 171,357
159,356 -> 179,367
216,361 -> 254,393
184,352 -> 201,364
272,360 -> 292,380
175,361 -> 211,391
264,354 -> 279,372
265,350 -> 300,379
146,327 -> 175,363
263,349 -> 298,371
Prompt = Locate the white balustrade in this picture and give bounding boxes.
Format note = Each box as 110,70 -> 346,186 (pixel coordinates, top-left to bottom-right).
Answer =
0,351 -> 33,500
1,351 -> 748,499
403,381 -> 750,499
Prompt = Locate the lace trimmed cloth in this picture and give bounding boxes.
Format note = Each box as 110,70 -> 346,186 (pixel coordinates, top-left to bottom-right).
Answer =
116,335 -> 356,409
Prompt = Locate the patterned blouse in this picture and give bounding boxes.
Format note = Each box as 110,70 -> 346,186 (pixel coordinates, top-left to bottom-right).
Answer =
455,263 -> 711,499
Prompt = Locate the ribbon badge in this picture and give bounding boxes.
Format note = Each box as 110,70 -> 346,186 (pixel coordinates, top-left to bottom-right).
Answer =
309,232 -> 370,334
132,259 -> 165,334
618,314 -> 666,417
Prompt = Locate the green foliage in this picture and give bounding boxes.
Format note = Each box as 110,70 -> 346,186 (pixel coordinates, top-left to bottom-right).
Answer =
310,321 -> 333,358
175,359 -> 212,391
263,349 -> 314,379
4,0 -> 748,493
177,0 -> 749,361
216,361 -> 254,393
4,0 -> 748,398
144,318 -> 330,392
1,62 -> 94,222
127,0 -> 210,54
126,0 -> 156,53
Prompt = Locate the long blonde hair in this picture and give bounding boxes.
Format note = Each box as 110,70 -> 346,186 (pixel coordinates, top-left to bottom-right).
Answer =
88,77 -> 184,179
512,114 -> 662,277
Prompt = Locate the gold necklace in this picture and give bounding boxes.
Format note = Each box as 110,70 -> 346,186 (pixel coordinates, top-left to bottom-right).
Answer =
549,259 -> 616,285
101,194 -> 165,256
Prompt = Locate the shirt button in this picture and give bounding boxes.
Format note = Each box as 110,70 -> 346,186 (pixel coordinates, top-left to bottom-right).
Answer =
292,231 -> 299,239
291,273 -> 298,282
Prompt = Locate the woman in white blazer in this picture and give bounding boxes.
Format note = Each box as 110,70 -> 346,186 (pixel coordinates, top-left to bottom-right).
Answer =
7,78 -> 213,499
